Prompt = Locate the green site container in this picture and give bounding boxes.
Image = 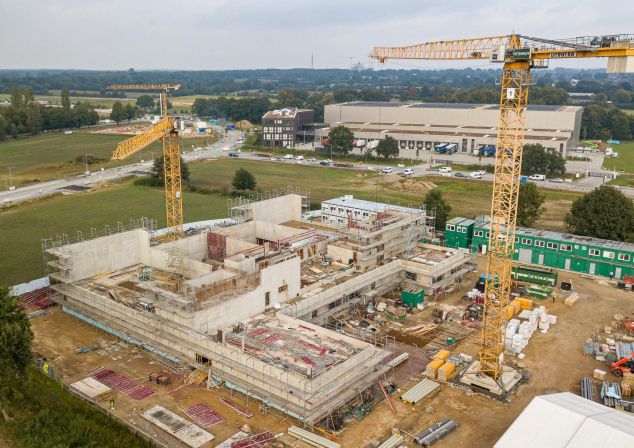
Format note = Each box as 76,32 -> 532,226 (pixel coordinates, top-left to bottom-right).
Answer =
527,285 -> 553,300
401,288 -> 424,307
511,265 -> 558,286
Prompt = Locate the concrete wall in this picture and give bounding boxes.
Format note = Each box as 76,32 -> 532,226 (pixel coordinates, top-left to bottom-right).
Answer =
327,245 -> 354,264
192,255 -> 300,332
159,233 -> 208,262
226,237 -> 260,257
59,229 -> 148,282
248,194 -> 302,224
255,221 -> 305,242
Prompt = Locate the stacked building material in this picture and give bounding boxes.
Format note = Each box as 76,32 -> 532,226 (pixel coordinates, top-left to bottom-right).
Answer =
377,433 -> 404,448
287,426 -> 341,448
622,373 -> 634,397
437,362 -> 455,382
425,359 -> 444,379
219,398 -> 253,418
400,378 -> 440,405
91,368 -> 155,401
601,382 -> 623,408
186,403 -> 225,428
580,377 -> 595,401
414,418 -> 459,447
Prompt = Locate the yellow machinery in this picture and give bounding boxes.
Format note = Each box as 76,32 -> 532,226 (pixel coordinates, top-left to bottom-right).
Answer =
107,84 -> 184,240
371,34 -> 634,386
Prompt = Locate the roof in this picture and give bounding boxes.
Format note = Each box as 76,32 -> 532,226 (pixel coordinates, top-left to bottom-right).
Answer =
323,196 -> 422,215
475,215 -> 634,253
495,392 -> 634,447
262,108 -> 313,119
337,101 -> 580,113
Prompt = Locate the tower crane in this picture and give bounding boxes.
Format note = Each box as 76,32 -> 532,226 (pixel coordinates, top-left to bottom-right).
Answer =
106,84 -> 184,240
371,33 -> 634,392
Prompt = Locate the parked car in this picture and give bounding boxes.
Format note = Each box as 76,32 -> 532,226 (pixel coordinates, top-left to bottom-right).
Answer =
437,166 -> 452,174
320,159 -> 332,166
403,168 -> 415,176
528,174 -> 546,181
283,154 -> 294,159
228,152 -> 239,158
470,171 -> 483,179
549,178 -> 564,183
295,155 -> 304,161
382,167 -> 393,174
307,157 -> 317,162
454,172 -> 467,178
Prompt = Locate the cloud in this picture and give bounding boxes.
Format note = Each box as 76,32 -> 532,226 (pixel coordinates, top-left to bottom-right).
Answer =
1,0 -> 632,69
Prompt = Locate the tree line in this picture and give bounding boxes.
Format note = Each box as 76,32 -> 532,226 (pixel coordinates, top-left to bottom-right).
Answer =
581,103 -> 634,140
0,87 -> 99,141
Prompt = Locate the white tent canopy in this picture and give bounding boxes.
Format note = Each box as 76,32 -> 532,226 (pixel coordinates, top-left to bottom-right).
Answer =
495,392 -> 634,447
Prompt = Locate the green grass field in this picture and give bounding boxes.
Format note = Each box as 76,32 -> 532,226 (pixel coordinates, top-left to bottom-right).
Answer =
0,93 -> 136,109
0,182 -> 226,286
0,131 -> 212,186
601,141 -> 634,172
0,158 -> 581,287
622,109 -> 634,116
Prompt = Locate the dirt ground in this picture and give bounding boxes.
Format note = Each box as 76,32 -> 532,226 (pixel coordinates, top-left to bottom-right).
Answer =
29,263 -> 634,448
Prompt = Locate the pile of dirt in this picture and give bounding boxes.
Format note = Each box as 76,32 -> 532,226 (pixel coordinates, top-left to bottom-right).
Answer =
234,120 -> 254,129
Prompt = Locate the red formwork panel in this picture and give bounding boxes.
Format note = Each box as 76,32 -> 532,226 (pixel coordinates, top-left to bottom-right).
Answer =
91,368 -> 155,401
185,402 -> 225,427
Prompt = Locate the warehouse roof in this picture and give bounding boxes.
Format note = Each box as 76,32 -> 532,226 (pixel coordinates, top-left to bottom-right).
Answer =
495,392 -> 634,447
475,215 -> 634,252
338,101 -> 579,112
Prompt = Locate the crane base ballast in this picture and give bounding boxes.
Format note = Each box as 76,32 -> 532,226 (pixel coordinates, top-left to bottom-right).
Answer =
460,361 -> 523,397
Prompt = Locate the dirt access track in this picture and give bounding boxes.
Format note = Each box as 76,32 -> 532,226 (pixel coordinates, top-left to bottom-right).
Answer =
30,264 -> 634,447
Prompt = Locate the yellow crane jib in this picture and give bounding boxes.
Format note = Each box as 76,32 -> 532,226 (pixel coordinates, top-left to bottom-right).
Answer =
111,117 -> 173,160
371,33 -> 634,385
105,82 -> 184,240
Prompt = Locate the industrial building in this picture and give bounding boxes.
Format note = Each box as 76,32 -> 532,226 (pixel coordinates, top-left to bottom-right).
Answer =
42,191 -> 473,426
445,215 -> 634,279
262,107 -> 314,148
316,101 -> 582,157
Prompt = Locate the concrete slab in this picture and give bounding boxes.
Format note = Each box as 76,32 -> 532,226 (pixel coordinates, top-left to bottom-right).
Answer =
141,405 -> 214,448
70,377 -> 111,398
460,361 -> 522,396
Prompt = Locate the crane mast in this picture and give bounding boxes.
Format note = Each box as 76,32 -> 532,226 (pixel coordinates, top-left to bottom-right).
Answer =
107,84 -> 184,240
371,33 -> 634,388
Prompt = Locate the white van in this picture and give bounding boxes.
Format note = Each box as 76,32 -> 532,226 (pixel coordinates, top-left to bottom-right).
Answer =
295,155 -> 304,161
528,174 -> 546,181
283,154 -> 294,159
438,167 -> 452,174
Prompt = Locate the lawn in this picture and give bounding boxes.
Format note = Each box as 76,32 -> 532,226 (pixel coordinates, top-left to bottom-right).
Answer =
0,367 -> 153,448
0,131 -> 210,187
0,182 -> 227,286
601,140 -> 634,172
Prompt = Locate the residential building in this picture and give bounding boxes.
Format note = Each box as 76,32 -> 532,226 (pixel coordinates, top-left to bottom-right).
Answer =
262,108 -> 314,148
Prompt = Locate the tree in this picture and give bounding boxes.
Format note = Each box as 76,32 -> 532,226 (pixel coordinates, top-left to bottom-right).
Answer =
517,182 -> 545,227
424,189 -> 452,230
564,185 -> 634,241
327,125 -> 354,155
0,288 -> 33,421
25,102 -> 41,135
232,168 -> 256,192
149,156 -> 190,187
110,101 -> 125,124
61,88 -> 72,126
376,136 -> 399,159
124,103 -> 137,122
521,143 -> 565,178
136,95 -> 155,111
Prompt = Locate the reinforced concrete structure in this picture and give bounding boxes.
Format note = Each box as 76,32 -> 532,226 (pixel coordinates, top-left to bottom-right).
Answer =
316,101 -> 582,157
43,192 -> 472,425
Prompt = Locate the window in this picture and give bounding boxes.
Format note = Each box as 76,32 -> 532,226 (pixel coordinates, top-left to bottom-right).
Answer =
560,244 -> 572,252
447,224 -> 455,231
604,251 -> 615,259
589,248 -> 600,256
618,253 -> 631,262
546,242 -> 558,250
534,240 -> 545,248
474,230 -> 484,237
485,232 -> 490,238
265,292 -> 270,307
461,227 -> 467,233
521,238 -> 532,246
312,310 -> 318,318
278,284 -> 288,293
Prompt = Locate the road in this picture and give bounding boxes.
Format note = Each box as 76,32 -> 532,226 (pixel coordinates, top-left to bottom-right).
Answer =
0,129 -> 243,206
2,131 -> 633,205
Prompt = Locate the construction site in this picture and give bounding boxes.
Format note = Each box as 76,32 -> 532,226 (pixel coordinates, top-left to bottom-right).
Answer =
14,33 -> 634,448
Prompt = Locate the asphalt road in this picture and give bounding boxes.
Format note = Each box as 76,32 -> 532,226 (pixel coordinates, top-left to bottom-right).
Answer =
2,132 -> 632,205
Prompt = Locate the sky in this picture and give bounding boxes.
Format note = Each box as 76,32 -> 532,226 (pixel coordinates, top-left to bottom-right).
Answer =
1,0 -> 633,70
